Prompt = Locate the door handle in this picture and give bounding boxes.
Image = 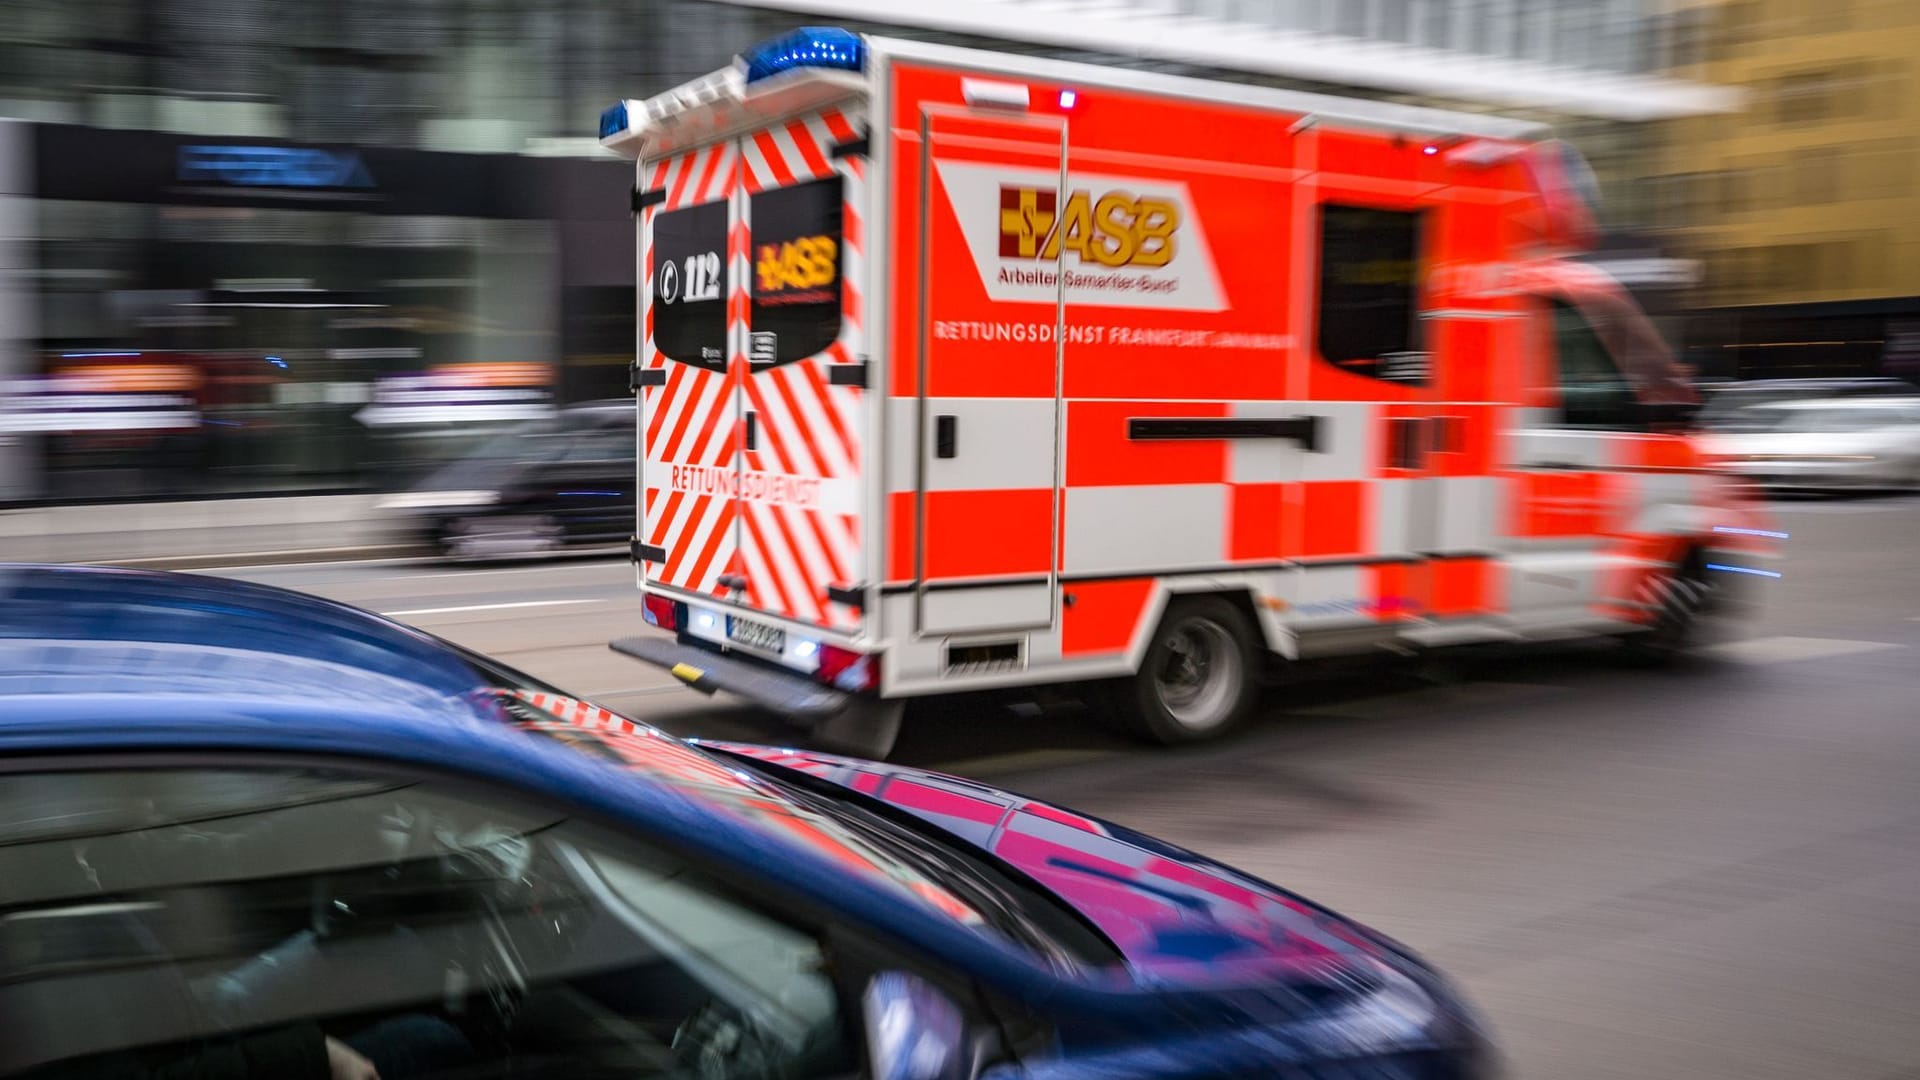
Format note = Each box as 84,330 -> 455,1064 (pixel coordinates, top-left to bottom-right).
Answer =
935,415 -> 958,459
744,411 -> 758,452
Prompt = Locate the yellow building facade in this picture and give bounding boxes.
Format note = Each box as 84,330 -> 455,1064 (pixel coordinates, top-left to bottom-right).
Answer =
1651,0 -> 1920,380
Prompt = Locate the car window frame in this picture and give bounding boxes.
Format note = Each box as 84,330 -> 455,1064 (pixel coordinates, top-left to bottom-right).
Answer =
0,748 -> 1019,1079
1545,295 -> 1652,432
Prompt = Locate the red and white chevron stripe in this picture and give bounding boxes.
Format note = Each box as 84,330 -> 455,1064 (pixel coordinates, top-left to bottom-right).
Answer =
731,106 -> 867,632
642,107 -> 866,631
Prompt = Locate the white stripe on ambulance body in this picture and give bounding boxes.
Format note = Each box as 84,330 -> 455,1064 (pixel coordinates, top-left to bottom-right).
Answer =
1226,400 -> 1317,484
1063,485 -> 1226,576
1371,478 -> 1412,557
1296,402 -> 1377,482
911,399 -> 1058,492
1434,476 -> 1501,553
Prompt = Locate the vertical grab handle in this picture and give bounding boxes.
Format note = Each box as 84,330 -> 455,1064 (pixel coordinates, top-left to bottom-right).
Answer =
935,415 -> 958,459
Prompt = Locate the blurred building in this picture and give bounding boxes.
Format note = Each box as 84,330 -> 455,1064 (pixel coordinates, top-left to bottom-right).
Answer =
1646,0 -> 1920,382
1,0 -> 1725,503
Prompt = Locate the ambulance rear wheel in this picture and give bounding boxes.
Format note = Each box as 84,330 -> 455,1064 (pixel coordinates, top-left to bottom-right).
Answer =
1108,597 -> 1258,745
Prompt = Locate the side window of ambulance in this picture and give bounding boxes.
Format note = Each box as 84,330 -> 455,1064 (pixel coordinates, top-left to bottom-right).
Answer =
652,200 -> 730,373
1317,205 -> 1428,385
1551,300 -> 1645,431
749,175 -> 844,366
0,766 -> 853,1080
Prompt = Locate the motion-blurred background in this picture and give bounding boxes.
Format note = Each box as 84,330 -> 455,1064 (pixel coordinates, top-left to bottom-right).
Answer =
2,0 -> 1915,523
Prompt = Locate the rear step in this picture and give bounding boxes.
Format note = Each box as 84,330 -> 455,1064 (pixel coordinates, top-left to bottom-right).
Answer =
611,636 -> 848,719
610,636 -> 906,759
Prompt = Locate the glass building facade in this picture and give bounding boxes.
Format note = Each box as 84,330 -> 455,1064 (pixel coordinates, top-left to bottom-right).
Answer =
0,0 -> 1692,503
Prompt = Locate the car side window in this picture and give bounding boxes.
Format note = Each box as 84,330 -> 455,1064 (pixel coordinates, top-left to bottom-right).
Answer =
0,766 -> 854,1080
1550,299 -> 1646,431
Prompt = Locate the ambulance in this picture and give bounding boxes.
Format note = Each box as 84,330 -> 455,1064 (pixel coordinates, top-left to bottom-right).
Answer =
599,27 -> 1774,757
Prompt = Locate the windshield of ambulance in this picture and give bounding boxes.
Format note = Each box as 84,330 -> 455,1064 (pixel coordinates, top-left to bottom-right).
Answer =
1567,283 -> 1694,406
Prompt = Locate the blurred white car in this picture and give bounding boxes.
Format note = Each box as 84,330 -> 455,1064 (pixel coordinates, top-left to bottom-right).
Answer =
1704,397 -> 1920,492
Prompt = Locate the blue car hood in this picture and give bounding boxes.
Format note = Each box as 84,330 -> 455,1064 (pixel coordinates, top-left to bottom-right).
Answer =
702,745 -> 1404,990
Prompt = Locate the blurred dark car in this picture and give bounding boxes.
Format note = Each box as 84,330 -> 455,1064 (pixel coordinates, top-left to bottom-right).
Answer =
378,400 -> 635,558
0,565 -> 1495,1080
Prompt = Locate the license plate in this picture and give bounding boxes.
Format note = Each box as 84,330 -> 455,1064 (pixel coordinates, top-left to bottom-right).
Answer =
726,615 -> 785,653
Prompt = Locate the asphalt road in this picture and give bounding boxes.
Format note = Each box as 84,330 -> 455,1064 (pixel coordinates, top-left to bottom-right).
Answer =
210,493 -> 1920,1080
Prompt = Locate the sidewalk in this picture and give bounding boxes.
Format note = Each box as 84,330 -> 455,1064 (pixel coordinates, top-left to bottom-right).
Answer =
0,494 -> 420,568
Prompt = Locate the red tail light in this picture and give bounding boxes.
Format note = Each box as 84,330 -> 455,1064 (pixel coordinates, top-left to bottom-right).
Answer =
816,643 -> 877,692
642,594 -> 680,631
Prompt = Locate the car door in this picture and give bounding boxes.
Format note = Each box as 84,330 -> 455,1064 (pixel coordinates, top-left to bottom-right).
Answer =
540,416 -> 639,544
0,751 -> 1055,1080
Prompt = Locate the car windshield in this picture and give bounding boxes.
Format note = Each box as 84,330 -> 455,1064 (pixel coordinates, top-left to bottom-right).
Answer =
442,642 -> 1114,970
499,702 -> 992,930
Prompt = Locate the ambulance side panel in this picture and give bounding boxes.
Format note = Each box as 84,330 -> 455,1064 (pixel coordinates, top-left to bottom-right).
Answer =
875,55 -> 1553,694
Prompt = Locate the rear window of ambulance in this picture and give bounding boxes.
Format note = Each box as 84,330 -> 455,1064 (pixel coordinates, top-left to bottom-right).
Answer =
749,175 -> 844,366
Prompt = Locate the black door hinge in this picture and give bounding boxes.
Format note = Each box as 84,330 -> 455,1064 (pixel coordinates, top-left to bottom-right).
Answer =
827,360 -> 868,387
829,136 -> 869,159
631,364 -> 666,392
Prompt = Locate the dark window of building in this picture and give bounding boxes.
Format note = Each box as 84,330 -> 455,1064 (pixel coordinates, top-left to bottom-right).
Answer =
1316,205 -> 1427,384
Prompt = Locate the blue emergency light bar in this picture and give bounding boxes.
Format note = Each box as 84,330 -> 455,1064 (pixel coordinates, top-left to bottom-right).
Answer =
599,100 -> 630,140
743,27 -> 865,84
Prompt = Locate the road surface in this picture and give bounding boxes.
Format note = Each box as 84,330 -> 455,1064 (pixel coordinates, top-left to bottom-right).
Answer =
209,494 -> 1920,1080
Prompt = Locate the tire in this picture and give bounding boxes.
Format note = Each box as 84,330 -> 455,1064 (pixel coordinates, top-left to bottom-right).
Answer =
1103,597 -> 1260,745
1617,555 -> 1715,667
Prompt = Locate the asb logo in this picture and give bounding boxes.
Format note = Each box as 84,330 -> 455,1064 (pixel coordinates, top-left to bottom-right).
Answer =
997,186 -> 1178,268
755,235 -> 838,295
938,161 -> 1224,312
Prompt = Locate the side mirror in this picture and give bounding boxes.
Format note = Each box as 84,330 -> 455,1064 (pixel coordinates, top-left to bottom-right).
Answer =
863,972 -> 974,1080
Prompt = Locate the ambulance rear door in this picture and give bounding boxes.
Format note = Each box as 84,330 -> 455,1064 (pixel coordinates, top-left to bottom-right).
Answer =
734,106 -> 872,635
638,139 -> 740,604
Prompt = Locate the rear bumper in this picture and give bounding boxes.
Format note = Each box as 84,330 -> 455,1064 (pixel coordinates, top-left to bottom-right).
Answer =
610,634 -> 851,720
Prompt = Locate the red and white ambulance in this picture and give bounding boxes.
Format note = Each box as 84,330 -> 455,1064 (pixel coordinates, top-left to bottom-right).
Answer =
600,28 -> 1774,756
